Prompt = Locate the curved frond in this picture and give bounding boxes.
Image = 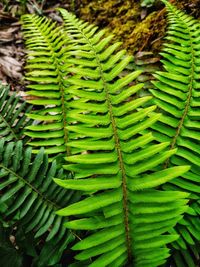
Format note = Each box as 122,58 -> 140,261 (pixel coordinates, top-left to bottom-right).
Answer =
21,14 -> 71,157
53,10 -> 190,267
0,83 -> 32,142
150,1 -> 200,265
0,138 -> 76,266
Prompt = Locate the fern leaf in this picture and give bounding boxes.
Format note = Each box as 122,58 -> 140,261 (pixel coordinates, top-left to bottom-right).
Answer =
150,1 -> 200,266
0,83 -> 32,142
0,138 -> 77,266
21,14 -> 70,158
53,10 -> 191,266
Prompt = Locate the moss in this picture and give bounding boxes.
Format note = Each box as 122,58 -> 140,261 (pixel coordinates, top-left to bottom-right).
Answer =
76,0 -> 200,54
126,10 -> 166,53
78,0 -> 142,52
77,0 -> 167,54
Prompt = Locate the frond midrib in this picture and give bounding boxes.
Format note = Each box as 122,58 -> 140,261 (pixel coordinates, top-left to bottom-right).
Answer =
66,18 -> 132,260
0,163 -> 59,210
0,112 -> 18,140
164,6 -> 195,167
26,17 -> 70,156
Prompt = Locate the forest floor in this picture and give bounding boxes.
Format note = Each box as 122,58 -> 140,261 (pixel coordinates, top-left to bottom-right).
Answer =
1,0 -> 200,91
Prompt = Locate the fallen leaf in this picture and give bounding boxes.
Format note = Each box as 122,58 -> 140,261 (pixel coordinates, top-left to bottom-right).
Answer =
0,56 -> 22,79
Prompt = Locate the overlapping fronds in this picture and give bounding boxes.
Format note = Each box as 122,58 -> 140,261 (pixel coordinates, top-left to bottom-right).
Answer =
0,83 -> 32,142
53,10 -> 191,267
0,138 -> 77,266
150,1 -> 200,266
21,14 -> 70,157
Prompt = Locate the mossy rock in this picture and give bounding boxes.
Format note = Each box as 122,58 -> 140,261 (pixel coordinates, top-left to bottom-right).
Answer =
75,0 -> 200,54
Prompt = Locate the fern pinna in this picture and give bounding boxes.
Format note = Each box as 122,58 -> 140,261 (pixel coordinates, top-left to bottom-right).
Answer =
52,10 -> 191,267
0,138 -> 77,266
22,14 -> 70,158
150,1 -> 200,266
0,83 -> 32,142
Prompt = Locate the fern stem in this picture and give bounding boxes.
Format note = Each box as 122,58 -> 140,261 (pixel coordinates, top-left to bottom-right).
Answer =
26,17 -> 70,157
0,113 -> 18,140
0,163 -> 60,210
73,26 -> 132,261
165,6 -> 194,167
103,78 -> 132,261
100,70 -> 132,262
44,44 -> 70,156
56,60 -> 70,156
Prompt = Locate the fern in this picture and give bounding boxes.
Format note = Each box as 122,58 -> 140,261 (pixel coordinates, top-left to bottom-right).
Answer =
50,10 -> 191,267
0,83 -> 32,142
21,14 -> 70,158
0,138 -> 78,266
149,1 -> 200,266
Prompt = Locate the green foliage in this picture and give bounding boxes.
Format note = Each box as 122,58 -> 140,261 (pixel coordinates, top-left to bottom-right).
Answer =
150,1 -> 200,266
21,14 -> 70,158
51,9 -> 190,267
0,83 -> 32,142
0,138 -> 77,266
1,1 -> 199,266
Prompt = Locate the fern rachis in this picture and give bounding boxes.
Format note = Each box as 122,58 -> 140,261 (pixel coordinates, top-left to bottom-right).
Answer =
4,3 -> 199,266
0,137 -> 79,266
22,14 -> 70,157
50,9 -> 191,267
149,1 -> 200,266
0,83 -> 32,142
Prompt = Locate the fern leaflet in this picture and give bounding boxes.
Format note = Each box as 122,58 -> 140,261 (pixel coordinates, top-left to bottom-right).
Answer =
22,14 -> 70,158
0,138 -> 78,266
149,1 -> 200,266
0,83 -> 32,142
53,10 -> 190,267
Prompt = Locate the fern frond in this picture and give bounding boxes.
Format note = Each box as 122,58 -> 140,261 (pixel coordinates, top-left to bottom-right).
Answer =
0,83 -> 32,142
150,1 -> 200,265
0,138 -> 77,266
53,10 -> 191,266
21,14 -> 71,157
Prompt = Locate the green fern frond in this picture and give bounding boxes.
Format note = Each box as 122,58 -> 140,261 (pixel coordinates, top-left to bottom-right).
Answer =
150,1 -> 200,265
52,10 -> 191,266
21,14 -> 71,157
0,138 -> 77,266
0,83 -> 32,142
